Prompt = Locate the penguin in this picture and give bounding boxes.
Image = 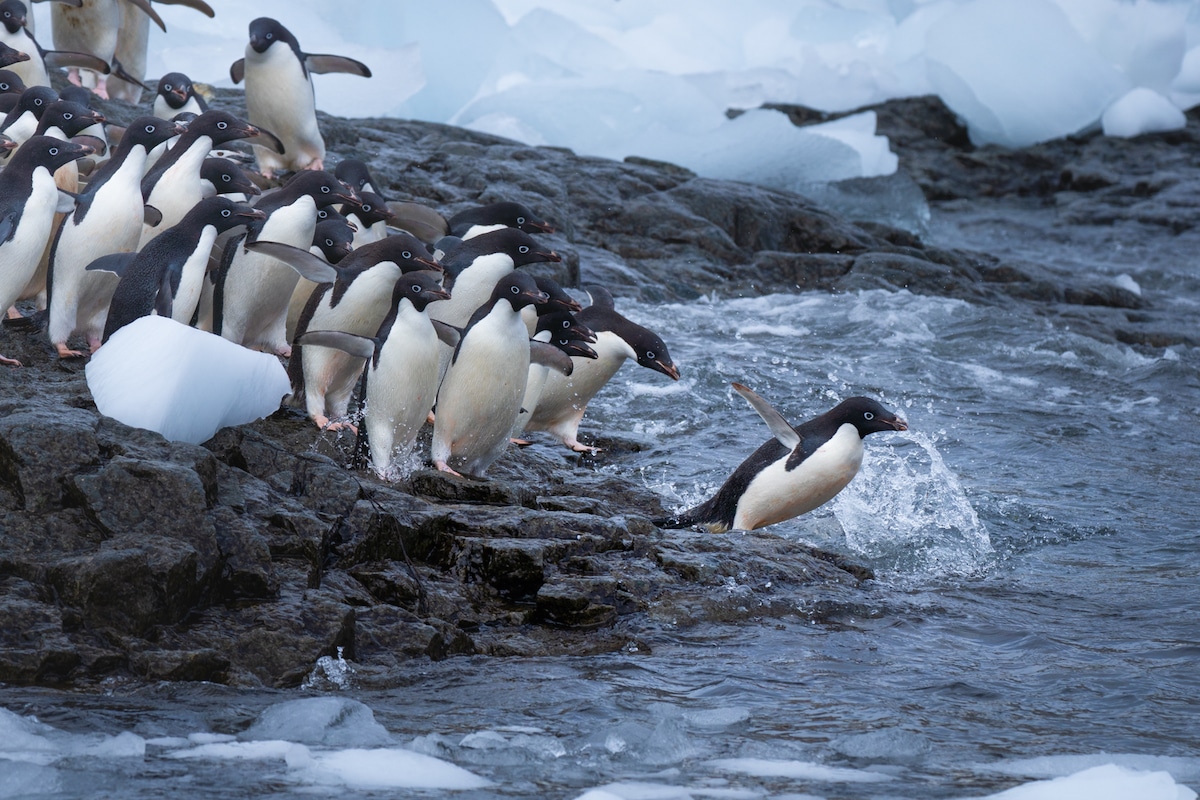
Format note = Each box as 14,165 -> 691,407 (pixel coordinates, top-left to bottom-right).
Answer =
522,286 -> 680,452
200,156 -> 259,200
333,157 -> 384,199
429,227 -> 562,331
211,169 -> 360,356
230,16 -> 371,177
152,71 -> 206,119
512,306 -> 596,438
655,385 -> 908,532
311,215 -> 355,264
55,83 -> 106,166
96,196 -> 264,341
520,273 -> 581,336
106,0 -> 214,104
49,0 -> 163,98
297,270 -> 453,477
0,84 -> 56,148
244,233 -> 441,430
346,191 -> 394,248
0,0 -> 112,91
431,270 -> 549,477
433,201 -> 556,259
0,66 -> 26,96
47,115 -> 181,357
0,135 -> 92,366
139,109 -> 261,245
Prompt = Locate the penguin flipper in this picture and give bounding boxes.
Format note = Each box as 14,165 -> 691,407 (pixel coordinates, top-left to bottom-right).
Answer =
123,0 -> 167,31
529,341 -> 573,376
0,210 -> 17,244
583,285 -> 615,313
84,252 -> 138,277
229,58 -> 245,85
244,240 -> 337,284
389,201 -> 449,245
431,320 -> 460,348
731,382 -> 801,451
303,53 -> 372,78
143,204 -> 162,228
248,125 -> 286,154
41,51 -> 112,74
296,330 -> 376,360
56,190 -> 77,214
109,58 -> 152,90
152,0 -> 215,17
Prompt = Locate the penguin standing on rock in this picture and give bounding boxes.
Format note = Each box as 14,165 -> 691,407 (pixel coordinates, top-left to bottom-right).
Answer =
0,135 -> 93,366
152,71 -> 207,119
523,286 -> 680,452
656,385 -> 907,532
431,271 -> 549,477
231,17 -> 371,178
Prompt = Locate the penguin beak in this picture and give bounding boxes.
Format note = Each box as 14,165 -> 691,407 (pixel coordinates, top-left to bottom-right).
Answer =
527,220 -> 555,234
172,87 -> 189,105
0,136 -> 16,153
538,250 -> 561,263
563,341 -> 598,359
653,360 -> 681,381
428,286 -> 451,302
334,183 -> 362,207
887,417 -> 908,432
236,208 -> 267,223
83,109 -> 105,126
415,255 -> 442,272
171,120 -> 189,136
524,289 -> 551,305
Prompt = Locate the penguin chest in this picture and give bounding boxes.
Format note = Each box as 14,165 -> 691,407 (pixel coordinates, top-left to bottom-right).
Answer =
4,30 -> 48,87
733,424 -> 864,531
146,137 -> 213,230
531,331 -> 632,424
369,309 -> 440,429
244,44 -> 320,161
64,151 -> 146,256
172,225 -> 219,323
431,253 -> 514,328
51,0 -> 119,59
316,264 -> 402,335
0,169 -> 58,306
237,199 -> 318,294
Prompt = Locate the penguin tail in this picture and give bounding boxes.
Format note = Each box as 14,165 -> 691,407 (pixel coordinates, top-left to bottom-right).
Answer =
652,498 -> 730,533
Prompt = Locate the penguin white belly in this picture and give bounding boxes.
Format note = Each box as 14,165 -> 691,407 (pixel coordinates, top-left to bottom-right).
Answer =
244,44 -> 322,174
366,307 -> 441,475
432,309 -> 530,475
4,113 -> 39,147
48,151 -> 145,350
733,424 -> 864,531
3,29 -> 49,87
140,137 -> 213,246
513,330 -> 552,437
107,4 -> 149,104
0,169 -> 58,311
525,331 -> 632,437
302,264 -> 402,420
427,253 -> 514,329
50,0 -> 118,90
220,198 -> 316,354
172,225 -> 219,324
153,94 -> 204,121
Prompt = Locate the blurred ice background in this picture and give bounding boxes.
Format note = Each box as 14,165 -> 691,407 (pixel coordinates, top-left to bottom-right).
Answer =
33,0 -> 1200,192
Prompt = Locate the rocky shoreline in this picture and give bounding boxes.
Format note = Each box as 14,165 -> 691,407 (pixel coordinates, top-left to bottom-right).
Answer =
2,89 -> 1194,688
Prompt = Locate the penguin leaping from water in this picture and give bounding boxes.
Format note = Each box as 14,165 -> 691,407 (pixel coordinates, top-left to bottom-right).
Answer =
656,385 -> 908,533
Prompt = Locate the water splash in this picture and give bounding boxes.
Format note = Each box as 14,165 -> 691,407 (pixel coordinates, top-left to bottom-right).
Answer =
831,429 -> 993,579
302,647 -> 356,691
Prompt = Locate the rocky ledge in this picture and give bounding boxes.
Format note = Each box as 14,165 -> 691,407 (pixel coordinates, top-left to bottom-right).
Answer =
1,91 -> 1193,688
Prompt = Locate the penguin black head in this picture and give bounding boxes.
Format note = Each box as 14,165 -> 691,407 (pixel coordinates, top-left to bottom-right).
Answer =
201,156 -> 261,198
448,201 -> 555,236
627,325 -> 680,381
0,40 -> 27,69
12,135 -> 93,172
493,270 -> 549,312
312,217 -> 355,264
188,195 -> 267,234
156,72 -> 195,110
5,85 -> 56,124
334,158 -> 384,199
534,275 -> 582,314
58,85 -> 97,109
171,111 -> 198,126
480,228 -> 560,267
0,1 -> 27,35
393,268 -> 450,313
352,192 -> 394,227
0,69 -> 25,95
535,309 -> 595,343
826,397 -> 908,438
121,116 -> 187,153
366,232 -> 443,273
283,169 -> 361,208
37,100 -> 104,138
187,109 -> 261,147
248,17 -> 300,56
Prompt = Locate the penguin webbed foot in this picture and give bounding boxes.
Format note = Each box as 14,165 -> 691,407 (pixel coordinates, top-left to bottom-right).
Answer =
434,460 -> 463,478
510,437 -> 533,447
54,343 -> 87,359
566,439 -> 600,454
1,353 -> 21,367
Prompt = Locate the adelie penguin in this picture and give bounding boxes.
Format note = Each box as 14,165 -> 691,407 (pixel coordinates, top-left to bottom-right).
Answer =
152,71 -> 207,119
49,0 -> 163,98
523,285 -> 680,452
0,135 -> 93,366
655,385 -> 908,533
231,17 -> 371,178
0,0 -> 114,92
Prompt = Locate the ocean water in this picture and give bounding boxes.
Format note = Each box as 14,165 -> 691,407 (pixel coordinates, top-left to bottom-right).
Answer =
3,208 -> 1199,799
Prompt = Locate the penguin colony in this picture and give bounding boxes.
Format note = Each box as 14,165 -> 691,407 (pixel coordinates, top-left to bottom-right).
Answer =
0,8 -> 908,531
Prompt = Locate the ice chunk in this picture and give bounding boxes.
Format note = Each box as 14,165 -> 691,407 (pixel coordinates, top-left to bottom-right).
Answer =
574,782 -> 761,800
925,0 -> 1128,147
974,764 -> 1197,800
1057,0 -> 1188,94
241,698 -> 392,748
86,316 -> 291,445
983,753 -> 1200,785
0,762 -> 61,799
707,757 -> 895,783
1171,45 -> 1200,93
1103,88 -> 1186,138
298,748 -> 492,791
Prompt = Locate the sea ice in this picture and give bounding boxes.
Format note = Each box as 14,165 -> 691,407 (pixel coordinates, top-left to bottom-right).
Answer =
707,757 -> 895,783
296,747 -> 492,791
240,697 -> 392,748
968,763 -> 1197,800
1102,88 -> 1187,138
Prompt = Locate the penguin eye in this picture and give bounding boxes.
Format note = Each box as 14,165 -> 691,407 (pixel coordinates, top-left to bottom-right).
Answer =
144,124 -> 155,133
164,83 -> 172,91
217,121 -> 228,130
864,411 -> 874,421
34,98 -> 43,106
362,203 -> 372,212
325,238 -> 334,247
63,112 -> 73,120
221,209 -> 231,217
411,284 -> 422,293
560,320 -> 570,329
321,186 -> 330,193
222,174 -> 231,182
510,285 -> 520,294
517,216 -> 525,224
645,350 -> 655,359
518,245 -> 529,254
48,146 -> 59,155
266,32 -> 273,39
401,250 -> 412,259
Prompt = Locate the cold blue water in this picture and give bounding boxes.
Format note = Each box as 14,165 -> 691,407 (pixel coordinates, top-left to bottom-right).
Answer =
3,203 -> 1199,798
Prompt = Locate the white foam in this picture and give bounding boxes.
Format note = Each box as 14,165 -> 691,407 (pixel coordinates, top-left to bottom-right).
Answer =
982,753 -> 1200,784
575,783 -> 763,800
707,757 -> 894,783
967,763 -> 1197,800
297,747 -> 492,791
